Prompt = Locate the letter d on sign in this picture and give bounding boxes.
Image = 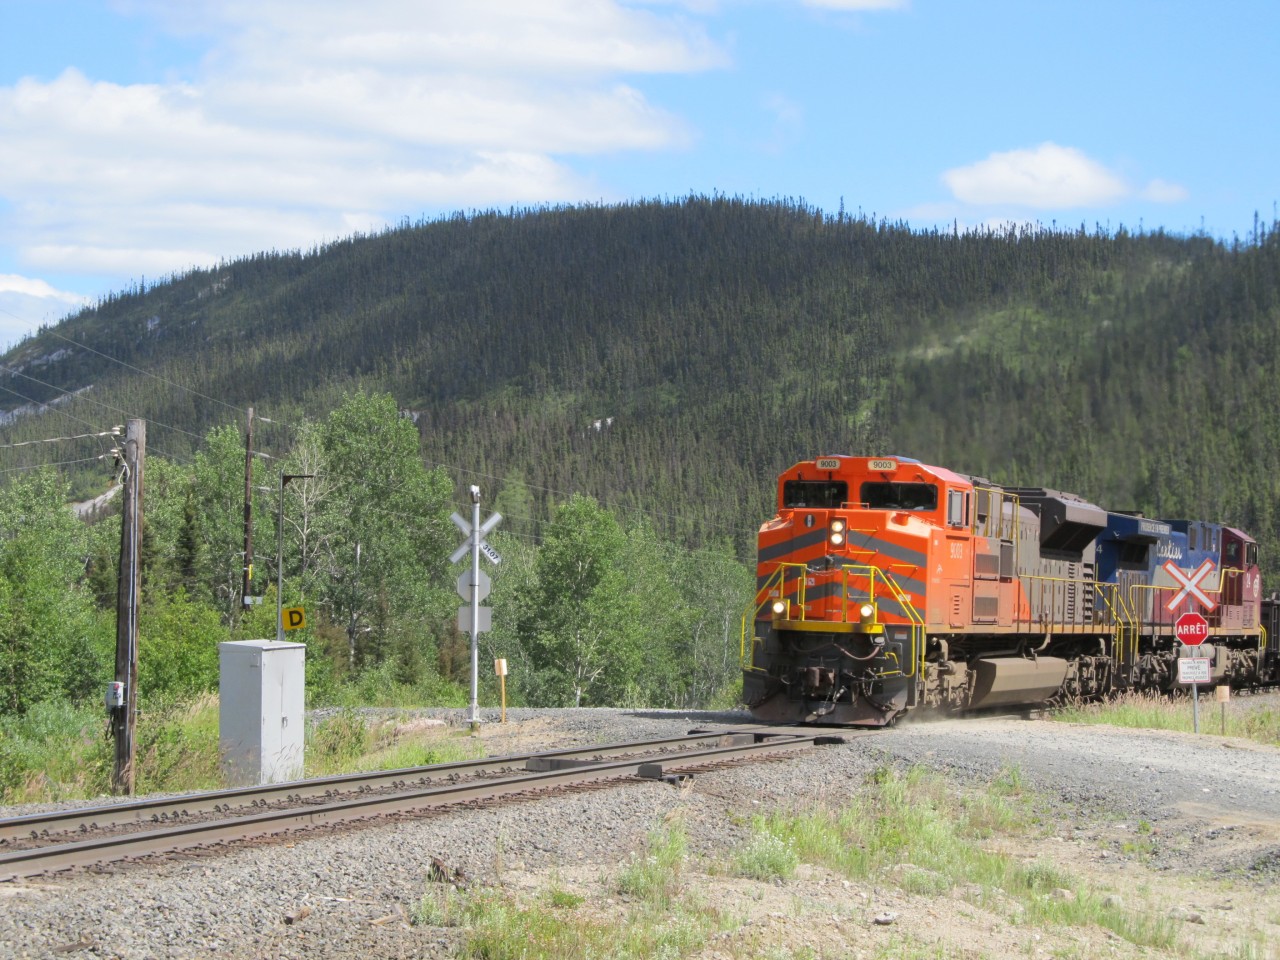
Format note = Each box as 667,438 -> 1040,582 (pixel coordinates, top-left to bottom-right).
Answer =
283,606 -> 306,631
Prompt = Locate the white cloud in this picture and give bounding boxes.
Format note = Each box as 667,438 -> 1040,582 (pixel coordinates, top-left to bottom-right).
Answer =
0,276 -> 91,349
0,1 -> 726,284
1142,178 -> 1189,203
942,142 -> 1129,210
801,0 -> 908,9
0,275 -> 89,304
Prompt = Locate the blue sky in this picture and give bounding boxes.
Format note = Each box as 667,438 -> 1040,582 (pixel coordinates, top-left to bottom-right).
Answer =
1,0 -> 1277,347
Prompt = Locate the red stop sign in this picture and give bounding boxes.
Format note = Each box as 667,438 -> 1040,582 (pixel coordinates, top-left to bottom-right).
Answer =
1175,611 -> 1209,645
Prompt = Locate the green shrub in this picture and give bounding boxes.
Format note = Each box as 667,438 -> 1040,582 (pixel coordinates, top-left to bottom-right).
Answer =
0,700 -> 111,802
137,591 -> 222,705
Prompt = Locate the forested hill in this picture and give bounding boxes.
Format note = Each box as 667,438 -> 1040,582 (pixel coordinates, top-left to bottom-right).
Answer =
3,198 -> 1279,566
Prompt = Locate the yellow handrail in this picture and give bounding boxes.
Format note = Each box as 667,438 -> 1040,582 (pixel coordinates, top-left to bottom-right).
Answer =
739,562 -> 926,679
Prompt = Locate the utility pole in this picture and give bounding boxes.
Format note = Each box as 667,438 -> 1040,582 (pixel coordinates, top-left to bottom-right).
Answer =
242,406 -> 254,608
110,419 -> 144,795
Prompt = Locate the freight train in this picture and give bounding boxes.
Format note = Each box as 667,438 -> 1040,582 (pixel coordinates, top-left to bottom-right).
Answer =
742,455 -> 1280,726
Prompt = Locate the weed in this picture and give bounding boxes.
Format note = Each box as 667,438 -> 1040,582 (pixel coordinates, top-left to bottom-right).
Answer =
543,887 -> 584,909
454,886 -> 716,960
756,947 -> 818,960
991,762 -> 1025,795
615,821 -> 688,908
730,830 -> 799,882
412,885 -> 465,927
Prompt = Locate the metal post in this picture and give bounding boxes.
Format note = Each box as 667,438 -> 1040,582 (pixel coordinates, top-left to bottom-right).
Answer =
1192,683 -> 1199,734
277,473 -> 314,643
469,485 -> 481,733
242,407 -> 254,607
276,472 -> 285,644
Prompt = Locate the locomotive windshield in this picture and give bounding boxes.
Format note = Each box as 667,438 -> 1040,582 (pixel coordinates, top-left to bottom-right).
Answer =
782,480 -> 848,509
860,482 -> 938,511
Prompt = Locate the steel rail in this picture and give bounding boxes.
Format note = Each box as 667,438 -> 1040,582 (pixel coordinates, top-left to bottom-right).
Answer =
0,731 -> 745,845
0,733 -> 830,882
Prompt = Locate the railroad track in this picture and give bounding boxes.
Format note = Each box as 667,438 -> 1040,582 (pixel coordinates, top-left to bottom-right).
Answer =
0,727 -> 848,882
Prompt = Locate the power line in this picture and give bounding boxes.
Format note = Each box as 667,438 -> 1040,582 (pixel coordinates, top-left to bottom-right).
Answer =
0,383 -> 117,459
45,332 -> 303,435
0,427 -> 121,449
0,455 -> 115,476
429,457 -> 748,543
0,362 -> 207,443
0,342 -> 749,561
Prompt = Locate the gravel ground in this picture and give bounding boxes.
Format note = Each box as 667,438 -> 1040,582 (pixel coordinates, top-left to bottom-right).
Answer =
2,697 -> 1279,959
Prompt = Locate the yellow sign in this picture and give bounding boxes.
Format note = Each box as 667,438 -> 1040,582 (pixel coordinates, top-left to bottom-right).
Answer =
283,606 -> 306,631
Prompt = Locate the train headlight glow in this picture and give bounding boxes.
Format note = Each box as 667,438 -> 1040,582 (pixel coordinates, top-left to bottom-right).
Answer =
829,532 -> 845,546
858,602 -> 876,626
831,519 -> 846,533
772,600 -> 787,616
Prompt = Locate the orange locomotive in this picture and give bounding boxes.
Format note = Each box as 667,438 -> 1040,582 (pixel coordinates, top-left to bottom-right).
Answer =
742,455 -> 1272,726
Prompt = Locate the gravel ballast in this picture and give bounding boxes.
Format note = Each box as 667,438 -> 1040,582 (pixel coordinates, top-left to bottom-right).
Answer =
2,700 -> 1279,959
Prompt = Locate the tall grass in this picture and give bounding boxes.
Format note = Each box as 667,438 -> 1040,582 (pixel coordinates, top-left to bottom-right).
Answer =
1054,690 -> 1280,745
0,700 -> 112,803
757,765 -> 1177,950
321,660 -> 468,710
412,819 -> 725,960
133,693 -> 224,794
305,709 -> 482,777
1,692 -> 482,805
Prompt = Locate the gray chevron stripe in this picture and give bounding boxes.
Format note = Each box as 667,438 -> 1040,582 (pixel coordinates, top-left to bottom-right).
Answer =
757,528 -> 832,564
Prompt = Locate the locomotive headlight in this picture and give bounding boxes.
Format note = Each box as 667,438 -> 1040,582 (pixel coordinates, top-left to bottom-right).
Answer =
829,531 -> 845,546
771,600 -> 787,616
831,519 -> 846,533
858,602 -> 876,626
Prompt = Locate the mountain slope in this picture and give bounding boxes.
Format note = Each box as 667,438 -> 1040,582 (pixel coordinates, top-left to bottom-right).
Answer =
3,198 -> 1278,567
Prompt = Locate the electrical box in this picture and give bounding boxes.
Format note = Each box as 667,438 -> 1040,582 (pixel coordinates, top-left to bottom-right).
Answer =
218,639 -> 306,787
105,681 -> 125,709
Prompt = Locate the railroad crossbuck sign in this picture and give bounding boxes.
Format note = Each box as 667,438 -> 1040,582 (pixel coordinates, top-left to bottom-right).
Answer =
450,512 -> 503,566
452,509 -> 502,636
1175,611 -> 1209,646
1162,558 -> 1218,613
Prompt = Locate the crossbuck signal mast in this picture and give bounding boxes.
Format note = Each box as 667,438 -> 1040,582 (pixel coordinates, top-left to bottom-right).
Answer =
451,486 -> 502,733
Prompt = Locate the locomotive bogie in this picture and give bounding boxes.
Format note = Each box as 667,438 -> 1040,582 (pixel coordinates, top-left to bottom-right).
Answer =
745,455 -> 1277,726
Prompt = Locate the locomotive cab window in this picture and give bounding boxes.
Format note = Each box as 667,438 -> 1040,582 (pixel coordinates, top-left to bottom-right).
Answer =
783,480 -> 848,509
1225,540 -> 1241,566
860,482 -> 938,512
